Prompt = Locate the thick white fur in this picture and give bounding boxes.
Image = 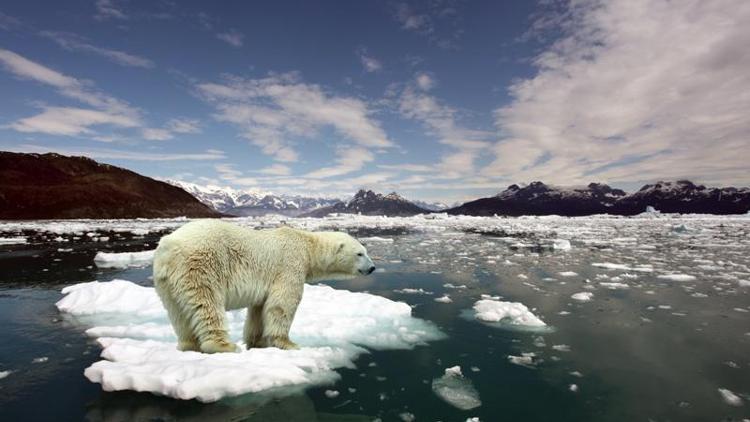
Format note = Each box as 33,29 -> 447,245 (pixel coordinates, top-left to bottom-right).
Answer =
152,219 -> 374,353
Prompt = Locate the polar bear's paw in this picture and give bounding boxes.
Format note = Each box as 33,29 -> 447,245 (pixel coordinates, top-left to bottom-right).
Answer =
260,336 -> 300,350
200,339 -> 241,354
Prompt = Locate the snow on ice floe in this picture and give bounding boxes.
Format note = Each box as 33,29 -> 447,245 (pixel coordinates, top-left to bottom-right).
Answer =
431,365 -> 481,410
470,299 -> 547,328
93,250 -> 155,269
56,280 -> 444,402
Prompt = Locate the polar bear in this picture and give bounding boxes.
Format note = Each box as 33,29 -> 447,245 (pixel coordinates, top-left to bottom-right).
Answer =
152,219 -> 375,353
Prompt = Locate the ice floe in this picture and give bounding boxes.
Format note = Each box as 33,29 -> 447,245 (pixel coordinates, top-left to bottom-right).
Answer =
471,299 -> 546,327
93,250 -> 155,269
434,294 -> 453,303
431,365 -> 481,410
571,292 -> 594,302
0,236 -> 27,245
718,388 -> 743,406
56,279 -> 443,402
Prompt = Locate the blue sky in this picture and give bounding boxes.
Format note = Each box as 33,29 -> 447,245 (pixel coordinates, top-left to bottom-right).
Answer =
1,0 -> 748,202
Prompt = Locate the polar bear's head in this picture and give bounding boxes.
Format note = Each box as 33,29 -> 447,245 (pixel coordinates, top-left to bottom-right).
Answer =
314,231 -> 375,279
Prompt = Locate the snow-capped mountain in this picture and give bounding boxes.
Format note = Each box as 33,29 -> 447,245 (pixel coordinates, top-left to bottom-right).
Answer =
165,180 -> 341,217
412,199 -> 450,211
303,189 -> 430,217
448,180 -> 750,216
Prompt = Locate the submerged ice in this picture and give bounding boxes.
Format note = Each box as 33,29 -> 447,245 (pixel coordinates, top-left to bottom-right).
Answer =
56,280 -> 443,402
431,366 -> 481,410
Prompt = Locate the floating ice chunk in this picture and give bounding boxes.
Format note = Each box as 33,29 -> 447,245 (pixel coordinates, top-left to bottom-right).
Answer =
599,282 -> 629,290
444,283 -> 467,289
508,352 -> 537,368
94,250 -> 155,269
431,366 -> 481,410
434,295 -> 453,303
592,262 -> 631,271
394,288 -> 433,295
32,357 -> 48,363
359,236 -> 394,243
466,418 -> 480,422
739,280 -> 750,287
657,274 -> 697,282
399,413 -> 416,422
718,388 -> 743,406
552,344 -> 571,352
324,390 -> 340,398
0,236 -> 27,245
472,299 -> 546,327
571,292 -> 593,302
0,370 -> 11,379
553,239 -> 571,251
558,271 -> 578,277
569,384 -> 579,392
56,280 -> 443,402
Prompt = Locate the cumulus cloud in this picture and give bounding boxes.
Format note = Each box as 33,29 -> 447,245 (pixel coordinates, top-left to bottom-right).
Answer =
40,31 -> 154,68
8,107 -> 138,136
306,146 -> 374,179
356,47 -> 383,72
487,0 -> 750,186
197,72 -> 393,165
216,29 -> 244,47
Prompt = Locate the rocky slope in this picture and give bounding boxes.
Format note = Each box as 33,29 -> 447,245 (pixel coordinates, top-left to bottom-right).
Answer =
0,152 -> 221,219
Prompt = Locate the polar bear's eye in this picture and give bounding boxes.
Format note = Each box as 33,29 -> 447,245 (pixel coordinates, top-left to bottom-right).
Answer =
357,252 -> 363,257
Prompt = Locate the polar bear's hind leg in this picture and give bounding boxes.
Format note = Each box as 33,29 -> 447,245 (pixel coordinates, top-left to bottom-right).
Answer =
258,280 -> 303,350
243,304 -> 264,349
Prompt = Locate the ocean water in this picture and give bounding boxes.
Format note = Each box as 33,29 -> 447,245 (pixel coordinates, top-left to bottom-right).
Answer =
0,214 -> 748,421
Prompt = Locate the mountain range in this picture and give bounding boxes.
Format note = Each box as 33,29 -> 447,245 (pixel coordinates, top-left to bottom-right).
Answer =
448,180 -> 750,216
2,152 -> 748,219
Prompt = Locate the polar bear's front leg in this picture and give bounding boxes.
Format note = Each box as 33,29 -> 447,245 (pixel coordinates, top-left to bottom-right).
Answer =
258,278 -> 303,350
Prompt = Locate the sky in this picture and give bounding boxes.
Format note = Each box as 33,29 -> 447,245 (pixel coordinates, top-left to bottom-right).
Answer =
1,0 -> 748,203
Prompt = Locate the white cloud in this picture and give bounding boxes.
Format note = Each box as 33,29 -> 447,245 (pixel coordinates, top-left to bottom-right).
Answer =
488,0 -> 750,186
257,164 -> 291,176
0,48 -> 140,125
7,106 -> 139,136
4,144 -> 225,161
398,82 -> 491,178
197,72 -> 393,162
356,47 -> 382,72
216,29 -> 244,47
415,72 -> 434,91
40,31 -> 154,68
141,128 -> 173,141
392,2 -> 463,49
306,146 -> 374,178
94,0 -> 127,21
166,118 -> 201,134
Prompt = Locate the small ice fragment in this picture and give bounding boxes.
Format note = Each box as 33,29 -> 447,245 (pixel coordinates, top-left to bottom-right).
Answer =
571,292 -> 593,302
569,384 -> 579,392
570,371 -> 583,377
32,357 -> 48,363
444,283 -> 467,289
399,412 -> 415,422
552,344 -> 571,352
718,388 -> 743,406
553,239 -> 571,251
431,366 -> 482,410
466,418 -> 480,422
0,370 -> 11,379
324,390 -> 340,398
359,236 -> 394,243
508,352 -> 537,368
559,271 -> 578,277
657,274 -> 697,282
394,288 -> 433,295
0,237 -> 27,245
93,250 -> 155,269
434,295 -> 453,303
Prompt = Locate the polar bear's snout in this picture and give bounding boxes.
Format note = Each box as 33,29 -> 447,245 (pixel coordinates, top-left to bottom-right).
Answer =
357,252 -> 376,275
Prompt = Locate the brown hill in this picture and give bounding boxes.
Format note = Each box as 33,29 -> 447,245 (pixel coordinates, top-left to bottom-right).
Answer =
0,152 -> 222,219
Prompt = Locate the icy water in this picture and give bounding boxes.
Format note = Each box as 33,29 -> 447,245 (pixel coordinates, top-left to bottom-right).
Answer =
0,214 -> 749,421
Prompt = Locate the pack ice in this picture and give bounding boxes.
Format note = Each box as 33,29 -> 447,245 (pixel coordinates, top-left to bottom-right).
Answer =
56,280 -> 443,402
